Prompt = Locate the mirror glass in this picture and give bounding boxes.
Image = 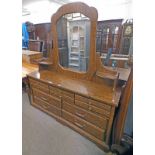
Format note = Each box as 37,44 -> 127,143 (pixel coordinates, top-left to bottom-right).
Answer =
56,13 -> 90,72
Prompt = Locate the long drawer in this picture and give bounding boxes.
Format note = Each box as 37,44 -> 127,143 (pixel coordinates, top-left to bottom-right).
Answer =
89,98 -> 111,111
75,94 -> 111,118
62,110 -> 105,141
32,88 -> 61,108
75,94 -> 111,111
29,78 -> 49,94
89,105 -> 111,118
33,96 -> 50,109
33,97 -> 61,117
49,86 -> 61,97
75,100 -> 89,110
62,102 -> 108,130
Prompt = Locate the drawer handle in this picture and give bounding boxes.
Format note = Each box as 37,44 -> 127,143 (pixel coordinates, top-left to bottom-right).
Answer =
40,97 -> 48,102
89,107 -> 92,111
74,122 -> 85,128
42,104 -> 49,109
75,112 -> 85,118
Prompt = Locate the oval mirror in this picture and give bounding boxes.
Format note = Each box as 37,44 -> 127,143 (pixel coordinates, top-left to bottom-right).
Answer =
56,13 -> 90,72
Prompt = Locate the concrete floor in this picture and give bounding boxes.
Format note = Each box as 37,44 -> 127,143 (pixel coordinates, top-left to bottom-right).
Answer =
22,92 -> 106,155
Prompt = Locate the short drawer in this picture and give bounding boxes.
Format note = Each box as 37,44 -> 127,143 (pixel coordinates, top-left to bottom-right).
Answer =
33,96 -> 50,110
47,104 -> 61,117
62,102 -> 108,130
62,110 -> 105,141
75,94 -> 89,103
62,95 -> 74,104
61,89 -> 74,98
33,96 -> 61,117
30,79 -> 49,93
75,100 -> 89,110
49,86 -> 62,97
89,99 -> 111,111
89,105 -> 111,118
49,95 -> 62,108
32,89 -> 49,103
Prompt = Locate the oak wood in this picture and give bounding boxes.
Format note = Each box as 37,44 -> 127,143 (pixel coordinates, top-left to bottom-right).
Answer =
22,50 -> 43,64
31,100 -> 109,151
112,68 -> 133,144
28,71 -> 121,106
22,62 -> 38,79
26,2 -> 131,151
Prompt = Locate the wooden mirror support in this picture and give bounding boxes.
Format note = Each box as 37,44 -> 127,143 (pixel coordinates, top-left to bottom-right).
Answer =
49,2 -> 119,84
51,2 -> 98,79
28,2 -> 123,151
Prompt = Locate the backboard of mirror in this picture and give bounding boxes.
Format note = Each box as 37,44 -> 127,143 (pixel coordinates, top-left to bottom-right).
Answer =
51,2 -> 98,79
56,13 -> 90,72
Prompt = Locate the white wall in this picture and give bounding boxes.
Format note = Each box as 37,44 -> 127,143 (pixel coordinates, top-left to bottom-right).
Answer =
22,0 -> 132,24
22,1 -> 61,24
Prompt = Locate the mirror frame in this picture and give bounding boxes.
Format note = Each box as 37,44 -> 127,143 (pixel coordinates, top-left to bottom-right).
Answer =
50,2 -> 98,79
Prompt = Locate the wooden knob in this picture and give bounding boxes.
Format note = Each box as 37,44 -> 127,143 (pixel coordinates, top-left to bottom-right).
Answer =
89,107 -> 92,111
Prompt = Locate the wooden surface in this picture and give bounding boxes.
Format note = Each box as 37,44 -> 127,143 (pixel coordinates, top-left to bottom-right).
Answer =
22,50 -> 43,64
28,70 -> 121,106
35,23 -> 51,51
22,50 -> 41,55
113,68 -> 133,144
96,19 -> 123,54
28,74 -> 118,150
106,67 -> 131,81
22,62 -> 38,79
29,40 -> 44,52
51,2 -> 98,80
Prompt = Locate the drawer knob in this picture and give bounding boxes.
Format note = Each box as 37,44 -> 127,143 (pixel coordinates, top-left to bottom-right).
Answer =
75,112 -> 85,118
40,97 -> 48,102
74,122 -> 85,128
42,104 -> 49,109
89,107 -> 92,111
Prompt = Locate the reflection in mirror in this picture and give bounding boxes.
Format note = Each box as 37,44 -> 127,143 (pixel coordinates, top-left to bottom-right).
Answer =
56,13 -> 90,72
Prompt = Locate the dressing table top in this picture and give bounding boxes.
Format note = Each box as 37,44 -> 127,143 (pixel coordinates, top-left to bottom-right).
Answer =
28,70 -> 121,107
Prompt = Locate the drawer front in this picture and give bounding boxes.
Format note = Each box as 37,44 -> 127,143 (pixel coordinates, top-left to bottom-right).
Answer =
62,95 -> 74,104
61,89 -> 74,98
62,110 -> 105,141
49,95 -> 61,108
75,94 -> 89,103
47,104 -> 61,116
33,97 -> 50,110
49,86 -> 62,97
33,96 -> 61,117
33,88 -> 61,109
62,102 -> 108,130
89,105 -> 111,118
30,79 -> 49,93
75,100 -> 89,110
50,86 -> 74,104
62,110 -> 74,123
33,89 -> 49,103
89,99 -> 111,111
